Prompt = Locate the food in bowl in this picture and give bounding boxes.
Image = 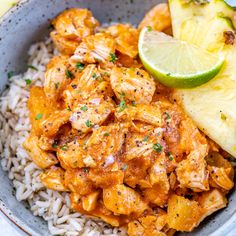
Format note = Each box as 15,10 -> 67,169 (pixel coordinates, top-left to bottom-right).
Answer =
0,1 -> 235,236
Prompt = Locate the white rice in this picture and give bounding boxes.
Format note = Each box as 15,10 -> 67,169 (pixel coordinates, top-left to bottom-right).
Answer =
0,39 -> 126,236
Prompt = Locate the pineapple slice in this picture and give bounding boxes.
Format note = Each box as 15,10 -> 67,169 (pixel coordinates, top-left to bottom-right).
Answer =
169,0 -> 234,39
169,0 -> 236,157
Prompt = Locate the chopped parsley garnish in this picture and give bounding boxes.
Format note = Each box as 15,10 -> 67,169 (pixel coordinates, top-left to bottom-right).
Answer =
168,152 -> 174,161
65,69 -> 74,79
35,113 -> 43,120
25,79 -> 32,85
147,26 -> 153,32
61,145 -> 68,151
109,53 -> 118,63
121,163 -> 128,171
103,72 -> 109,76
27,65 -> 38,71
164,112 -> 171,120
54,82 -> 60,89
66,107 -> 72,111
52,142 -> 58,149
92,72 -> 100,80
118,100 -> 126,112
153,143 -> 163,153
118,91 -> 125,98
83,167 -> 90,173
7,71 -> 15,79
143,136 -> 149,142
132,101 -> 136,107
85,120 -> 92,127
76,62 -> 85,71
104,132 -> 110,137
80,105 -> 88,112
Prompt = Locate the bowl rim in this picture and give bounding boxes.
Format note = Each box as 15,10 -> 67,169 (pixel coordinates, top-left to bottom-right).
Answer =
0,2 -> 41,235
0,0 -> 236,236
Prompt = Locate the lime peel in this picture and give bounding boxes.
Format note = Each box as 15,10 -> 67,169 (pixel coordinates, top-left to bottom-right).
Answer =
138,27 -> 225,88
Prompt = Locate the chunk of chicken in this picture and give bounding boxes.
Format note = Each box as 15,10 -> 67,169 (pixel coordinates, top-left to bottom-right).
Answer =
44,55 -> 70,102
124,156 -> 152,188
176,144 -> 209,192
107,24 -> 139,58
198,189 -> 227,221
50,31 -> 79,55
143,154 -> 170,207
207,166 -> 234,190
23,135 -> 58,169
167,194 -> 203,232
28,86 -> 56,136
38,135 -> 56,152
40,166 -> 68,191
88,169 -> 124,188
128,213 -> 167,236
69,98 -> 114,134
52,8 -> 99,40
85,123 -> 128,166
178,117 -> 209,156
103,184 -> 148,215
57,140 -> 87,169
206,151 -> 234,180
63,64 -> 113,109
70,33 -> 116,64
70,192 -> 122,226
110,67 -> 155,105
64,169 -> 94,195
115,104 -> 163,127
125,126 -> 163,161
138,3 -> 171,32
40,110 -> 72,137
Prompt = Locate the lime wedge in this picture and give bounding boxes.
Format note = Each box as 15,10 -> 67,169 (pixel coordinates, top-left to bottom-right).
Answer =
138,27 -> 225,88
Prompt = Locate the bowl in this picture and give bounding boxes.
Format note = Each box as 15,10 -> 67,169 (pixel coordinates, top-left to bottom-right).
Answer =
0,0 -> 236,235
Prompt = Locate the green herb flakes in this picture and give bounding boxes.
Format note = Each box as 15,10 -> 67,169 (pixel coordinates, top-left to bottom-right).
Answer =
27,65 -> 38,71
52,142 -> 58,149
164,112 -> 171,120
35,113 -> 43,120
168,152 -> 174,161
80,105 -> 88,112
147,26 -> 153,32
61,145 -> 68,151
76,62 -> 85,71
153,143 -> 163,153
121,163 -> 128,171
85,120 -> 92,127
118,100 -> 126,112
104,132 -> 110,137
109,53 -> 118,63
7,71 -> 15,79
25,79 -> 32,85
143,136 -> 149,142
65,69 -> 74,79
54,82 -> 60,89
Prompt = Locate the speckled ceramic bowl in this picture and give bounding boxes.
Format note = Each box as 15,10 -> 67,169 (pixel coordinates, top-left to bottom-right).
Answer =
0,0 -> 236,235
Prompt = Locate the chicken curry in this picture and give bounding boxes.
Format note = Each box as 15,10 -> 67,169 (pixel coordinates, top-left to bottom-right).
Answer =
23,4 -> 234,236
